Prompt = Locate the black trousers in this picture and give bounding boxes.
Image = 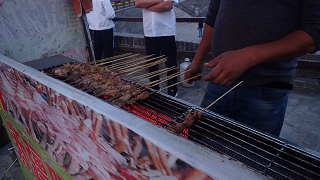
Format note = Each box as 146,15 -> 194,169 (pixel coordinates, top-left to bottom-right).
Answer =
92,28 -> 114,60
145,36 -> 178,91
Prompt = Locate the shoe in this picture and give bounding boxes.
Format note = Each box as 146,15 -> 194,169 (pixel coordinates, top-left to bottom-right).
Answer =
168,89 -> 178,98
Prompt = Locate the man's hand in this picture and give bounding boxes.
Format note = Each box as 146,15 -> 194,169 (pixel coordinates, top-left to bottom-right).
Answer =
185,61 -> 203,84
204,30 -> 316,86
204,49 -> 253,86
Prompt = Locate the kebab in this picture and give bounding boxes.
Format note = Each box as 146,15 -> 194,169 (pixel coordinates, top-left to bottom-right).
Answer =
167,111 -> 203,134
167,81 -> 244,134
49,60 -> 153,107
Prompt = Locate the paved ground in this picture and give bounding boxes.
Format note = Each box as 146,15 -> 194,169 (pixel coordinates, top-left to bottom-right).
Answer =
0,142 -> 24,180
176,22 -> 202,44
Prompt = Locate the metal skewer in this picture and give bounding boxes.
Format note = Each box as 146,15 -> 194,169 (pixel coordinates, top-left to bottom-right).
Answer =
107,54 -> 155,70
135,67 -> 178,83
142,69 -> 191,86
121,58 -> 167,73
88,53 -> 132,64
143,69 -> 193,91
97,54 -> 140,66
149,74 -> 202,94
0,159 -> 18,179
120,58 -> 167,77
201,81 -> 243,113
125,67 -> 177,81
110,55 -> 164,71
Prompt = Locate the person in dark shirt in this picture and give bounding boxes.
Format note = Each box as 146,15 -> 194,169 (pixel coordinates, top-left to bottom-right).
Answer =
185,0 -> 320,136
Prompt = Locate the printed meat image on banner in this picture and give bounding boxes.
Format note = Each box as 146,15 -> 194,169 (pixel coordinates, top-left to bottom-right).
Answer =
0,62 -> 214,179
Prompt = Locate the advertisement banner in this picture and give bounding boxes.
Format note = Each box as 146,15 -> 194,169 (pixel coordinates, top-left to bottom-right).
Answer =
0,61 -> 214,179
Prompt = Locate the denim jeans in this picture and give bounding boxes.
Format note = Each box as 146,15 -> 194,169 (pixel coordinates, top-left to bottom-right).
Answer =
199,28 -> 203,37
201,82 -> 290,136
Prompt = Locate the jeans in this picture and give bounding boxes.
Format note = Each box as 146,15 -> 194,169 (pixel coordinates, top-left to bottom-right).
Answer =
199,28 -> 203,37
201,82 -> 290,136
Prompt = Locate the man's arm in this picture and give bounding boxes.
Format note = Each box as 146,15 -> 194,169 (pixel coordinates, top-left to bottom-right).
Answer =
185,24 -> 213,84
135,0 -> 163,8
204,30 -> 317,86
147,1 -> 173,12
103,0 -> 115,19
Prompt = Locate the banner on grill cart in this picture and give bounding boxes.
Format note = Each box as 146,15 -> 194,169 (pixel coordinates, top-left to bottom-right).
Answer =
0,61 -> 215,179
0,110 -> 72,180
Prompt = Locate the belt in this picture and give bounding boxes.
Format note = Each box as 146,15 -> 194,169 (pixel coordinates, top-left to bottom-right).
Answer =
260,81 -> 293,90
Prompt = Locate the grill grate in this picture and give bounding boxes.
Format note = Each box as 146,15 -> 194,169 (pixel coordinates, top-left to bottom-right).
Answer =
39,58 -> 320,180
128,94 -> 320,180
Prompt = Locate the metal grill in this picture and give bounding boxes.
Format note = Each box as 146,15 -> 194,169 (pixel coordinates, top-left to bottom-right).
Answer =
28,54 -> 320,180
128,92 -> 320,180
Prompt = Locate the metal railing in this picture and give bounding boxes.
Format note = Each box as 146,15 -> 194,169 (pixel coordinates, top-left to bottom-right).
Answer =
112,0 -> 135,10
112,17 -> 319,68
176,3 -> 197,17
113,17 -> 205,23
113,17 -> 206,57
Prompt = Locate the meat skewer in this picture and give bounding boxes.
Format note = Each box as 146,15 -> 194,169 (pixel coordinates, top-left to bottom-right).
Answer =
201,80 -> 243,113
88,53 -> 132,64
167,80 -> 243,134
48,55 -> 189,108
134,67 -> 178,84
118,58 -> 167,76
126,66 -> 177,82
149,74 -> 202,94
142,69 -> 191,86
52,62 -> 153,107
167,110 -> 203,134
110,56 -> 164,72
107,54 -> 157,70
97,54 -> 140,66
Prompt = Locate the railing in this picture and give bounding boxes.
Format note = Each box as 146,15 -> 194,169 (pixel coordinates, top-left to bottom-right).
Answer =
112,0 -> 135,10
113,17 -> 205,23
113,17 -> 207,57
176,3 -> 196,17
112,17 -> 320,68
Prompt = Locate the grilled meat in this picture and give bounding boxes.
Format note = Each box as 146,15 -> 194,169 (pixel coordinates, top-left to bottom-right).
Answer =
167,111 -> 203,134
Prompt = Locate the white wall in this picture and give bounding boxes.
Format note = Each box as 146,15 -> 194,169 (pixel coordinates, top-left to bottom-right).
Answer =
0,0 -> 89,62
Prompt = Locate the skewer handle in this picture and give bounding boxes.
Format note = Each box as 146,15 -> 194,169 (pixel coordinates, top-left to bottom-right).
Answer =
150,74 -> 202,94
201,81 -> 243,113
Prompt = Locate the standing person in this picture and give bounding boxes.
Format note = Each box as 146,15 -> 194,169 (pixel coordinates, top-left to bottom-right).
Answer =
86,0 -> 115,61
185,0 -> 320,136
135,0 -> 179,97
198,21 -> 203,37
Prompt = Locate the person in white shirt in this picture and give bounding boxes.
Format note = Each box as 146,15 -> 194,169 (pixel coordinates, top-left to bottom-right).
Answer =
135,0 -> 179,97
86,0 -> 115,61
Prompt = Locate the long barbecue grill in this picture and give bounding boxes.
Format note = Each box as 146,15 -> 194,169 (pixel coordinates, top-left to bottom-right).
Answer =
1,53 -> 320,180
